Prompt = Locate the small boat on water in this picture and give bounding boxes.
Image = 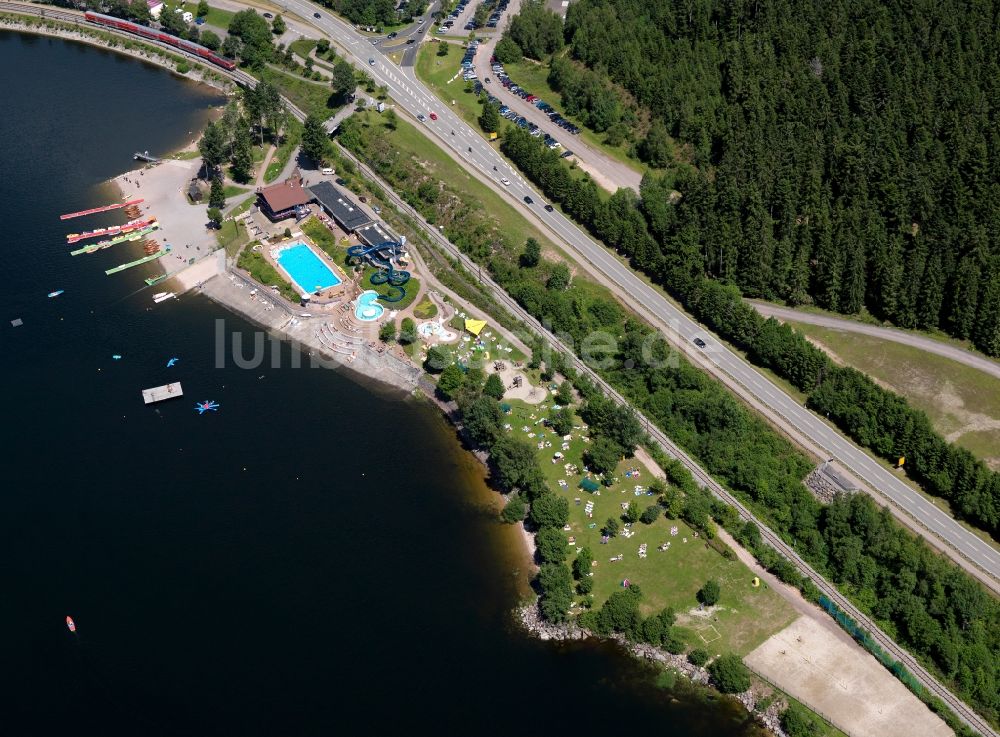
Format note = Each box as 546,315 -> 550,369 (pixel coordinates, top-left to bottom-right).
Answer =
153,292 -> 175,304
66,616 -> 76,633
152,292 -> 168,299
48,290 -> 64,298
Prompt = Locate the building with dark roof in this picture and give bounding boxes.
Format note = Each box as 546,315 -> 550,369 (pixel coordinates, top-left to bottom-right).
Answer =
355,220 -> 398,248
308,181 -> 372,232
257,177 -> 313,221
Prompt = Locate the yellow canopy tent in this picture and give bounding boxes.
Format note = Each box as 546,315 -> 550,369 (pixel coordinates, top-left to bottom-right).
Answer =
465,318 -> 487,336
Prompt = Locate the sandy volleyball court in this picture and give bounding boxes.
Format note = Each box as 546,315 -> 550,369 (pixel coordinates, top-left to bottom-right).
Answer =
745,616 -> 951,737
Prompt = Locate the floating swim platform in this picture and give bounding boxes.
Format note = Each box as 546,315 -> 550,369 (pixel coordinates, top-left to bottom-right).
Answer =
60,198 -> 144,220
142,382 -> 182,404
105,249 -> 168,275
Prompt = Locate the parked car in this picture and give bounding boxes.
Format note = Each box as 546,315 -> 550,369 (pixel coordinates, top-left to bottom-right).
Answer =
320,167 -> 334,175
263,12 -> 273,18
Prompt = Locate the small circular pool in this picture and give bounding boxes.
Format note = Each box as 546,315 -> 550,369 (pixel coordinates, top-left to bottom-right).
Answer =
355,290 -> 384,322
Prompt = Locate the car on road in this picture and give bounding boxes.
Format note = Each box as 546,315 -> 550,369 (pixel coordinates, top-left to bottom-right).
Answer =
429,112 -> 438,120
263,12 -> 273,18
387,31 -> 397,39
484,77 -> 490,84
320,167 -> 334,175
500,177 -> 511,186
314,12 -> 321,17
523,195 -> 533,204
407,38 -> 416,44
369,57 -> 375,65
417,113 -> 426,122
693,337 -> 707,348
544,204 -> 554,212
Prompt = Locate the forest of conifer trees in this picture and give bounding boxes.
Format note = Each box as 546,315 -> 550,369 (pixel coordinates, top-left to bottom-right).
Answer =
552,0 -> 1000,354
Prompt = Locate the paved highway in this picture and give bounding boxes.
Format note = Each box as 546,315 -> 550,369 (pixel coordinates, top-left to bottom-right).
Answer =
281,0 -> 1000,584
751,300 -> 1000,382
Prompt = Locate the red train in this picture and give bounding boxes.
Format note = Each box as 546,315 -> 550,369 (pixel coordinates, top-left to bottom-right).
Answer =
84,11 -> 237,71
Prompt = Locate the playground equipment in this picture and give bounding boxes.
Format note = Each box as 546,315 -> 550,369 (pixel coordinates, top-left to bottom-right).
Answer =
346,241 -> 411,302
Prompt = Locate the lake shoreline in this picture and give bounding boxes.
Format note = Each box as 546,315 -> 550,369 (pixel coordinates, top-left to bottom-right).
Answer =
0,16 -> 234,95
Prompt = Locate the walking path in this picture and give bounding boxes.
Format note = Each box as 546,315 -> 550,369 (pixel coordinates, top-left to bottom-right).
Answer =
750,300 -> 1000,382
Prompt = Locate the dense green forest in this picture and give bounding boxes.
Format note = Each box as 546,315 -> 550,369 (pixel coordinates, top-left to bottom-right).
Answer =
503,121 -> 1000,537
509,0 -> 1000,354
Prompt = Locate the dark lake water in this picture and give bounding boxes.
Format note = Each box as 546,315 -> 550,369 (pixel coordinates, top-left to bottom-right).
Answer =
0,30 -> 766,737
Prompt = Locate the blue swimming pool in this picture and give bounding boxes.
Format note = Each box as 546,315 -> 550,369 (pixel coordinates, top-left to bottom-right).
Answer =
355,289 -> 384,322
276,241 -> 342,294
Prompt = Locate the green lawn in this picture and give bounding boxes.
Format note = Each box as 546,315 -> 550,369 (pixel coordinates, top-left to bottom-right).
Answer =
224,184 -> 249,198
264,118 -> 303,183
360,265 -> 421,310
785,321 -> 1000,465
179,3 -> 233,29
413,297 -> 438,319
216,219 -> 248,258
258,66 -> 337,117
351,111 -> 568,263
171,149 -> 202,160
504,396 -> 795,655
229,195 -> 256,217
416,43 -> 487,132
236,246 -> 300,303
289,38 -> 318,60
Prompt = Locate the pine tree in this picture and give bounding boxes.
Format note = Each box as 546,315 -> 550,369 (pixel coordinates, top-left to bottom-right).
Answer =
209,177 -> 226,209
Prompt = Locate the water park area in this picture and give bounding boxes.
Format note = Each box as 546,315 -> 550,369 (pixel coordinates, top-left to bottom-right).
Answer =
417,319 -> 458,342
272,239 -> 345,299
354,290 -> 384,322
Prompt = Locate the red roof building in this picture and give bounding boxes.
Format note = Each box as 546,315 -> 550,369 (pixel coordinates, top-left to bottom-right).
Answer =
257,176 -> 313,221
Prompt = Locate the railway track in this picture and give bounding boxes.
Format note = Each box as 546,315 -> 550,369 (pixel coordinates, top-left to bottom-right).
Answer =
1,2 -> 993,733
338,141 -> 998,737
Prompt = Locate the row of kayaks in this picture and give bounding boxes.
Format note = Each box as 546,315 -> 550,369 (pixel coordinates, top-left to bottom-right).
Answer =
70,224 -> 159,256
66,217 -> 157,244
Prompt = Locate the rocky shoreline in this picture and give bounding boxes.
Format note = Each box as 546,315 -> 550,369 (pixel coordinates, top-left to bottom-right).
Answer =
517,603 -> 789,737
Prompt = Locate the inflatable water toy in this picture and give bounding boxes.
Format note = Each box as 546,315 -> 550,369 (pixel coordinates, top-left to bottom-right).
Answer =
195,400 -> 219,414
